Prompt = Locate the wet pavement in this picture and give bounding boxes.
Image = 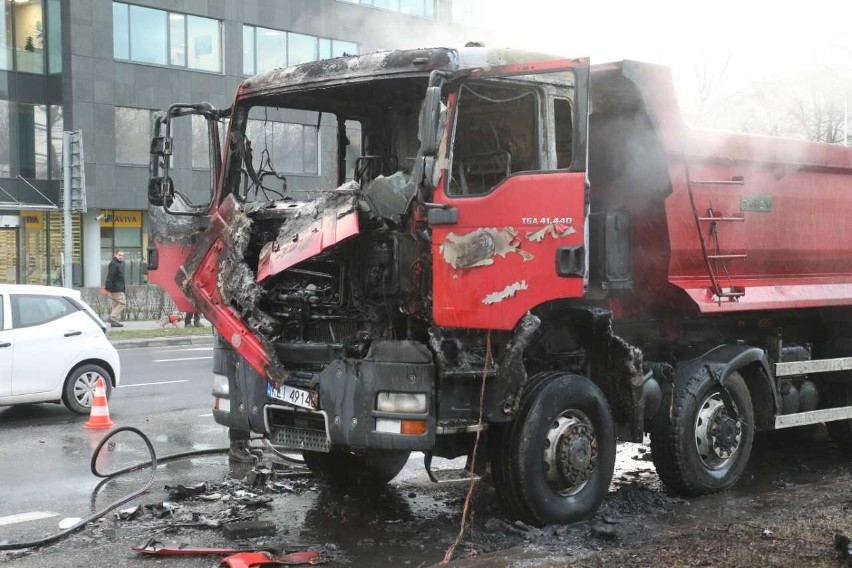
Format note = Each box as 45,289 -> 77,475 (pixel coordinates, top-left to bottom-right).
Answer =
2,423 -> 851,567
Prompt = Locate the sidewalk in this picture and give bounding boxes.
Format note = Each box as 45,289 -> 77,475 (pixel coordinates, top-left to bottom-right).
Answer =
105,316 -> 215,349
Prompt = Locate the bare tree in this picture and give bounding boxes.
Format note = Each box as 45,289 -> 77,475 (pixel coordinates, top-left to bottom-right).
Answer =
691,54 -> 734,126
789,86 -> 846,143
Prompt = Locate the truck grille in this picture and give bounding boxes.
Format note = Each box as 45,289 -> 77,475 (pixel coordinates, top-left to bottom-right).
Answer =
266,404 -> 330,453
270,426 -> 330,453
304,321 -> 359,343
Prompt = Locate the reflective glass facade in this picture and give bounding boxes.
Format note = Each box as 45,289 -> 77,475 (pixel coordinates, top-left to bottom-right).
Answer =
243,25 -> 358,75
113,2 -> 222,72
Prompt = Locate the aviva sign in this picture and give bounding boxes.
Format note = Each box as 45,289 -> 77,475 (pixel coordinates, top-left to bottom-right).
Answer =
100,209 -> 142,228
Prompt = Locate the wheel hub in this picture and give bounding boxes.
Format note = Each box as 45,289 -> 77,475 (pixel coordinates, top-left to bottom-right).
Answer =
74,372 -> 102,408
694,392 -> 742,470
543,412 -> 597,496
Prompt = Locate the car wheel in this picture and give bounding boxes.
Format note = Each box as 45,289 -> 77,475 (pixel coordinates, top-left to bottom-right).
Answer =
62,364 -> 112,415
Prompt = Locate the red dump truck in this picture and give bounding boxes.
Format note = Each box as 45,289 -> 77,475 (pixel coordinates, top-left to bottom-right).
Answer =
147,47 -> 852,526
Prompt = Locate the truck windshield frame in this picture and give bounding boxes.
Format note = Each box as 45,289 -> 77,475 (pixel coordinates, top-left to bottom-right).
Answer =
222,75 -> 434,204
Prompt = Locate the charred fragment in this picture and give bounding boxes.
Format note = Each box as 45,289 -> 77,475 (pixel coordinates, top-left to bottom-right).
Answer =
440,227 -> 533,269
568,307 -> 645,440
526,222 -> 577,242
483,281 -> 529,305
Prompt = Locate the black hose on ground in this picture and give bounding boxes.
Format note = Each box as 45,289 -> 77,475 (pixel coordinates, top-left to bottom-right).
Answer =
0,427 -> 229,552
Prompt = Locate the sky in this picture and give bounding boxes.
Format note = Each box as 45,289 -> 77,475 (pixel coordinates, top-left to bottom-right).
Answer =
476,0 -> 852,102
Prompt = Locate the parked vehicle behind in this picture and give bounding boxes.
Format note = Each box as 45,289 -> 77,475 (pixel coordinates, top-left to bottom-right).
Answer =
0,284 -> 121,414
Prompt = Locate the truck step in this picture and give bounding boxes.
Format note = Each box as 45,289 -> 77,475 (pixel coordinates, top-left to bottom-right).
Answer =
774,405 -> 852,429
775,356 -> 852,377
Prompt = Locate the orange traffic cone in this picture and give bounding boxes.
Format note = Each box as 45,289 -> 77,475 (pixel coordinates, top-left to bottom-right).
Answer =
84,377 -> 116,429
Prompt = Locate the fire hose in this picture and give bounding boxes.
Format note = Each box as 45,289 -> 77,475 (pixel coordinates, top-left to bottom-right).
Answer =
0,426 -> 229,552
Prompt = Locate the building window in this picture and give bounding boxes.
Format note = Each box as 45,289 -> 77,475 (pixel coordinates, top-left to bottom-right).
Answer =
128,5 -> 166,65
115,107 -> 151,165
18,103 -> 48,179
245,116 -> 319,176
0,0 -> 58,74
450,0 -> 490,26
46,0 -> 60,73
336,0 -> 434,18
21,210 -> 84,286
113,2 -> 222,73
168,13 -> 185,66
243,25 -> 358,75
48,104 -> 62,179
187,15 -> 220,72
242,25 -> 254,75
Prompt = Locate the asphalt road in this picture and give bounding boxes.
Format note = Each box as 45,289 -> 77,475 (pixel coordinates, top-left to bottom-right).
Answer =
0,343 -> 227,549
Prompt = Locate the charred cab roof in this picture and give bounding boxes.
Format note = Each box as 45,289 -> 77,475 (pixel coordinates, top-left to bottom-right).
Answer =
238,47 -> 568,98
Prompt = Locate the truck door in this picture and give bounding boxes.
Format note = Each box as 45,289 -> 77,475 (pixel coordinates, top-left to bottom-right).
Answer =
429,60 -> 590,330
146,103 -> 226,311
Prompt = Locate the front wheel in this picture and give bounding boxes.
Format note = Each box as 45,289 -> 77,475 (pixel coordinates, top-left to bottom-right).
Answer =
650,371 -> 754,495
62,364 -> 112,415
490,373 -> 616,526
303,449 -> 410,488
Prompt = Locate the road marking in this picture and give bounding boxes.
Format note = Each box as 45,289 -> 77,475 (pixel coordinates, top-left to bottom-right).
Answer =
162,347 -> 213,352
0,511 -> 58,527
120,380 -> 189,388
198,413 -> 213,417
153,356 -> 214,363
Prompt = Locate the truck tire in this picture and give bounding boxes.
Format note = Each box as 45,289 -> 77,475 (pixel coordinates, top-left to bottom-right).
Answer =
490,372 -> 616,526
303,449 -> 410,488
650,371 -> 753,495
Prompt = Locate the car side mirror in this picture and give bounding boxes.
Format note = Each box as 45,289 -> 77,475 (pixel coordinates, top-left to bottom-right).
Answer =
419,86 -> 442,156
148,177 -> 174,207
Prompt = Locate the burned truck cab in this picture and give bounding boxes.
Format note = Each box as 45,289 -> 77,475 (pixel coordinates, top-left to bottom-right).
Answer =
149,47 -> 618,519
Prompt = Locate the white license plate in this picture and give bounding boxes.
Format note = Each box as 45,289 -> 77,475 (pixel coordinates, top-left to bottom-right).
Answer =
267,383 -> 316,410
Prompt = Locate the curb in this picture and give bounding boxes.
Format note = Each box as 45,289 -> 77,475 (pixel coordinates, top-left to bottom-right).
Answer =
110,334 -> 215,349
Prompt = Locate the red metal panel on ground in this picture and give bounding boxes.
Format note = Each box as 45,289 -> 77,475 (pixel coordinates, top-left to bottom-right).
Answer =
431,171 -> 586,330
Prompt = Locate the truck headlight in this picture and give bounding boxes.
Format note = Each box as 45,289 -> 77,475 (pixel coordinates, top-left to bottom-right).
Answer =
376,392 -> 427,414
212,373 -> 229,397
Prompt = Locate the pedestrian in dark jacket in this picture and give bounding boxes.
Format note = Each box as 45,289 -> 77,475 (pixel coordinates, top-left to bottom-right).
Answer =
104,249 -> 126,327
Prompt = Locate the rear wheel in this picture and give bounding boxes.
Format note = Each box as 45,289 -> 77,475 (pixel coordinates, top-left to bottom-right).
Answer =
62,364 -> 112,415
490,372 -> 616,526
303,449 -> 410,488
651,371 -> 754,495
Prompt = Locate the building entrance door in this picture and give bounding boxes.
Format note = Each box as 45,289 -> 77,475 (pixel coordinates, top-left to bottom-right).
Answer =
0,227 -> 19,283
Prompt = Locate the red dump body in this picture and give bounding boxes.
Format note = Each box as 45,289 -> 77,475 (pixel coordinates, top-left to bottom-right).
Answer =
590,61 -> 852,319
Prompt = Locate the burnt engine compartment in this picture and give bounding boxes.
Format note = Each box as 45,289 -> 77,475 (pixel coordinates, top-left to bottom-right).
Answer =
244,200 -> 430,370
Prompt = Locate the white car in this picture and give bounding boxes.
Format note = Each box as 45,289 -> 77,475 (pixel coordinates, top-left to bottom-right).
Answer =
0,284 -> 121,415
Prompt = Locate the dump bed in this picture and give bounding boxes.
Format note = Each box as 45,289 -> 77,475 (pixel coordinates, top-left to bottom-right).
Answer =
590,61 -> 852,315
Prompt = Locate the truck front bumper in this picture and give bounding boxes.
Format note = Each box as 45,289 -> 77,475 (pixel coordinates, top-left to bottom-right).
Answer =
266,340 -> 436,452
214,337 -> 436,453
